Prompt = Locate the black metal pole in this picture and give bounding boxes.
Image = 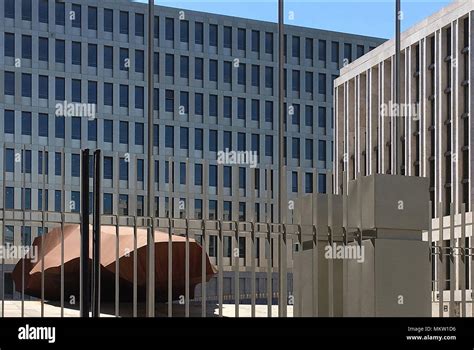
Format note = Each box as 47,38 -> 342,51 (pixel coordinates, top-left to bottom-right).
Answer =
395,0 -> 401,174
81,149 -> 90,318
146,0 -> 155,317
92,149 -> 101,317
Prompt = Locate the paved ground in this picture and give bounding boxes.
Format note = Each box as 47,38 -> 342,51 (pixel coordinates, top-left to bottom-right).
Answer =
0,301 -> 293,317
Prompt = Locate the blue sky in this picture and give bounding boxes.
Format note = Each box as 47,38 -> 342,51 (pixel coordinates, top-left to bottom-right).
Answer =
135,0 -> 452,39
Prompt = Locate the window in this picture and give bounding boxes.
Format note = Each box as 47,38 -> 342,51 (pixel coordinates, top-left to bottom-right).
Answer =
292,70 -> 300,92
251,99 -> 259,121
39,113 -> 48,137
38,150 -> 48,175
120,11 -> 129,34
180,20 -> 189,42
54,190 -> 61,212
251,65 -> 260,87
224,96 -> 232,118
55,116 -> 65,138
305,71 -> 313,94
305,38 -> 313,59
165,126 -> 174,148
120,48 -> 129,71
104,46 -> 113,69
154,52 -> 159,75
22,73 -> 32,97
251,30 -> 260,52
4,110 -> 15,134
119,121 -> 128,144
238,64 -> 246,85
119,158 -> 128,181
318,73 -> 326,94
104,8 -> 113,32
135,86 -> 144,109
102,157 -> 113,180
179,162 -> 186,184
72,79 -> 81,102
223,201 -> 232,220
154,124 -> 159,146
5,187 -> 14,209
305,139 -> 313,160
21,35 -> 32,59
224,61 -> 232,83
265,101 -> 273,123
237,133 -> 246,151
223,131 -> 232,149
194,199 -> 203,219
55,1 -> 65,25
88,81 -> 97,103
194,164 -> 203,185
119,195 -> 128,215
4,72 -> 15,96
5,149 -> 15,173
72,42 -> 82,65
180,56 -> 189,78
165,54 -> 174,76
4,33 -> 14,57
265,66 -> 273,88
165,90 -> 174,112
71,117 -> 81,140
195,58 -> 203,80
195,129 -> 203,151
292,138 -> 300,159
71,154 -> 80,177
209,165 -> 217,186
39,37 -> 49,61
104,120 -> 113,142
251,134 -> 259,152
209,95 -> 218,117
318,40 -> 326,61
265,32 -> 273,54
154,16 -> 159,38
305,173 -> 313,193
357,44 -> 364,58
120,85 -> 129,107
318,174 -> 327,193
55,77 -> 65,101
104,83 -> 113,106
88,43 -> 97,67
137,159 -> 144,181
318,140 -> 326,161
195,93 -> 203,115
72,4 -> 82,28
195,22 -> 203,44
135,50 -> 144,73
238,98 -> 246,120
331,41 -> 339,63
305,105 -> 313,127
238,28 -> 246,50
292,36 -> 300,57
22,150 -> 31,174
21,112 -> 32,135
209,24 -> 218,47
180,91 -> 189,113
135,13 -> 144,37
265,135 -> 273,156
88,119 -> 97,141
104,194 -> 113,214
344,43 -> 352,63
318,107 -> 326,128
223,167 -> 232,188
22,0 -> 32,21
208,200 -> 217,220
165,18 -> 174,40
209,130 -> 217,152
224,26 -> 232,48
55,39 -> 65,63
209,60 -> 218,82
180,127 -> 189,149
21,227 -> 31,246
55,153 -> 62,176
88,6 -> 98,30
5,0 -> 15,19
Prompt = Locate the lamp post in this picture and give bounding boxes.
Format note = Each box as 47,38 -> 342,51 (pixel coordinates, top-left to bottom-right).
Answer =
395,0 -> 402,175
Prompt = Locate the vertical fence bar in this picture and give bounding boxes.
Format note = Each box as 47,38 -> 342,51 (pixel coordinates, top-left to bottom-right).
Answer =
115,215 -> 120,317
185,219 -> 190,317
251,222 -> 256,318
133,216 -> 137,318
438,201 -> 444,317
1,146 -> 5,317
21,146 -> 25,317
449,203 -> 455,317
80,149 -> 90,318
92,150 -> 101,318
201,220 -> 207,317
218,221 -> 223,317
428,201 -> 433,307
60,148 -> 65,318
168,218 -> 172,317
460,203 -> 466,317
234,221 -> 240,318
40,147 -> 46,317
266,223 -> 272,317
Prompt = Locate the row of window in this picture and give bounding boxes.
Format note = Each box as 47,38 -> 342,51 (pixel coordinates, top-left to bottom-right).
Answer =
4,0 -> 369,62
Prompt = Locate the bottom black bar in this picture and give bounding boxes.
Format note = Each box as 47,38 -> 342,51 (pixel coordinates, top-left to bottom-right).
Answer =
0,317 -> 473,346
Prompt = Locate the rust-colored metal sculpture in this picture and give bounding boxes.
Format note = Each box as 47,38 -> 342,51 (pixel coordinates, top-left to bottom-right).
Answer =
12,224 -> 217,301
